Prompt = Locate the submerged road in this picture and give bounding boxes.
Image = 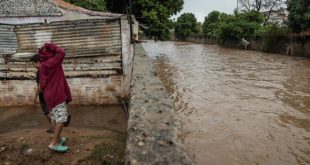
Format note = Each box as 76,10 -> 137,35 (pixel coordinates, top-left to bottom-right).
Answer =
143,41 -> 310,165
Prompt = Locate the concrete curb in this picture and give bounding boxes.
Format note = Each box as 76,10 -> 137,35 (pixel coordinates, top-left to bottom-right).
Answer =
125,44 -> 192,165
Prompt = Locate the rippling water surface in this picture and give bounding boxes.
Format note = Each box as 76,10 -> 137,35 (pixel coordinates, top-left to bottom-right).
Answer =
143,41 -> 310,165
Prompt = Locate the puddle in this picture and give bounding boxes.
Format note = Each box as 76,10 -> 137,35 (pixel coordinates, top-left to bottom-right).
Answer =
0,105 -> 127,133
0,105 -> 127,164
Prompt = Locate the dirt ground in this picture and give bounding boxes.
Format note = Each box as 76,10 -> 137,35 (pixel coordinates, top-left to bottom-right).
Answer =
0,105 -> 127,165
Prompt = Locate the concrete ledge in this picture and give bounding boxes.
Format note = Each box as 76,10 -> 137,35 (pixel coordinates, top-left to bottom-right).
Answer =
125,44 -> 192,165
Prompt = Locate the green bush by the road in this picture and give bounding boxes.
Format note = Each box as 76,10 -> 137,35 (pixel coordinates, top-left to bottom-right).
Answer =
262,24 -> 288,52
174,13 -> 199,40
202,11 -> 221,38
215,10 -> 264,44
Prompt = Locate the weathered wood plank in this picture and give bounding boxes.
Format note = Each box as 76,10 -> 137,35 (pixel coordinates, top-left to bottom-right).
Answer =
0,70 -> 119,79
0,62 -> 121,72
63,56 -> 122,64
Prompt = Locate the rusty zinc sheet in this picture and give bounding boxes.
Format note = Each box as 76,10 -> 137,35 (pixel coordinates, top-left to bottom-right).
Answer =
0,18 -> 122,79
0,25 -> 18,55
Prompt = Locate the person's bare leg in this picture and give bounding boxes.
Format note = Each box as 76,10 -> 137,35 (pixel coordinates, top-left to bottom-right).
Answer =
51,119 -> 56,132
49,122 -> 64,147
45,114 -> 54,133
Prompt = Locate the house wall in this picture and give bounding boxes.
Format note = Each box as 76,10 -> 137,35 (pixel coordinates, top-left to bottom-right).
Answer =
0,15 -> 134,106
0,77 -> 122,107
121,16 -> 134,100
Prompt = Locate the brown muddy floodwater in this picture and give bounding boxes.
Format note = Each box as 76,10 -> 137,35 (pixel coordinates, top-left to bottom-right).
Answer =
143,41 -> 310,165
0,105 -> 127,164
0,105 -> 127,134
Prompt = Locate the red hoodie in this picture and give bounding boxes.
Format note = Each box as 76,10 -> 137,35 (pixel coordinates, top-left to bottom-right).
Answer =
39,43 -> 72,110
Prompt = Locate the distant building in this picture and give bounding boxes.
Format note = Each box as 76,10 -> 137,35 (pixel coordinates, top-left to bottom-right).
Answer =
261,8 -> 288,24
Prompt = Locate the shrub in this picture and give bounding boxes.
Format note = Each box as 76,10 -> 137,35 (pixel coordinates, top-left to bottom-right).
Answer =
262,24 -> 288,52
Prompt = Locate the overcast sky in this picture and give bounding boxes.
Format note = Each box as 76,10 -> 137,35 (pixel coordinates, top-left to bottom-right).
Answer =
173,0 -> 237,22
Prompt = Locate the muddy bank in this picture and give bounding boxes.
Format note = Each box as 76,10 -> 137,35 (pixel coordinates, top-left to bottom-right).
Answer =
126,44 -> 191,164
0,105 -> 127,165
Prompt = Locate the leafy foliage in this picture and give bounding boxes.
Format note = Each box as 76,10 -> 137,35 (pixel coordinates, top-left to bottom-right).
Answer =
64,0 -> 106,12
65,0 -> 184,41
262,24 -> 288,52
130,0 -> 184,40
202,11 -> 221,37
174,13 -> 199,40
216,10 -> 264,44
287,0 -> 310,32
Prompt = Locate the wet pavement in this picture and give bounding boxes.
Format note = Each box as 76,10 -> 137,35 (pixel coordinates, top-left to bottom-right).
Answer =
143,41 -> 310,165
0,105 -> 127,134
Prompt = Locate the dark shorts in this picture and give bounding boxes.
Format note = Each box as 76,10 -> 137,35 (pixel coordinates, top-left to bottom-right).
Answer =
39,93 -> 49,115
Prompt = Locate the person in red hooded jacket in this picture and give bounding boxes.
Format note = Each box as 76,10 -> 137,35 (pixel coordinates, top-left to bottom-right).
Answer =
39,43 -> 72,152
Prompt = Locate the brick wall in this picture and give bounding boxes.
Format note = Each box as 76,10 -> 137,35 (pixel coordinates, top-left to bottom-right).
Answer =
0,76 -> 123,107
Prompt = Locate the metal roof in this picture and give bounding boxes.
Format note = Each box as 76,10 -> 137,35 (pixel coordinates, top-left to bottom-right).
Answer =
0,0 -> 62,17
0,0 -> 123,19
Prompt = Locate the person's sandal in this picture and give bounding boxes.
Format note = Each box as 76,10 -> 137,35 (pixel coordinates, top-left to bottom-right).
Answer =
64,114 -> 71,127
48,144 -> 68,153
46,128 -> 54,133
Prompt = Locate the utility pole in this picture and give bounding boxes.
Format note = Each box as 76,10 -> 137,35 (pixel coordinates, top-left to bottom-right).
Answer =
127,0 -> 132,15
129,0 -> 132,14
237,0 -> 239,13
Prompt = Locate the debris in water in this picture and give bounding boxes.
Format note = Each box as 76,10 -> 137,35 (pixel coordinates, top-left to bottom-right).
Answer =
0,147 -> 6,152
130,159 -> 137,165
25,148 -> 34,155
137,141 -> 144,146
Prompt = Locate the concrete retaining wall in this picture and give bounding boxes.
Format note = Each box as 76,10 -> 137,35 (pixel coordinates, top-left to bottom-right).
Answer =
125,44 -> 192,165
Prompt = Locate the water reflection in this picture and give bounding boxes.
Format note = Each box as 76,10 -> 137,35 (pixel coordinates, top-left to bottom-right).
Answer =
143,41 -> 310,165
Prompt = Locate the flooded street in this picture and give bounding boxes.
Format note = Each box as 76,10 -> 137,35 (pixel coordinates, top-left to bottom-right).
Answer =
143,41 -> 310,165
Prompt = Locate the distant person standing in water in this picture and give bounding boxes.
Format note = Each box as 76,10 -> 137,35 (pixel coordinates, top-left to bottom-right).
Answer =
38,43 -> 72,153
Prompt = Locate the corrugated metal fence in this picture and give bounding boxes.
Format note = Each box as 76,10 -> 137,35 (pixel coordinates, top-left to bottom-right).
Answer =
0,18 -> 123,79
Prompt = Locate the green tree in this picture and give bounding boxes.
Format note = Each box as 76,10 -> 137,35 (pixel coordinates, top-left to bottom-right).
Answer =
174,13 -> 199,40
130,0 -> 184,40
65,0 -> 184,41
196,22 -> 203,35
262,24 -> 288,52
216,10 -> 264,44
64,0 -> 106,12
105,0 -> 184,40
202,11 -> 221,37
287,0 -> 310,32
